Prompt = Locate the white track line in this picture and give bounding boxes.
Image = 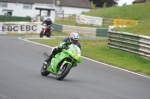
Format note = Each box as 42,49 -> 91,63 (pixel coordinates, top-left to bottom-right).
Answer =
18,37 -> 150,79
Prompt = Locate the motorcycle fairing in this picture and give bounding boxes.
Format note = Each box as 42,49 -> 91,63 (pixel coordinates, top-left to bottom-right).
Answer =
46,51 -> 71,74
46,44 -> 82,74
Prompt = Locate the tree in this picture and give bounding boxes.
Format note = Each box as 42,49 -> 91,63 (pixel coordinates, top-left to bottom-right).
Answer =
123,3 -> 127,6
90,1 -> 96,9
89,0 -> 118,7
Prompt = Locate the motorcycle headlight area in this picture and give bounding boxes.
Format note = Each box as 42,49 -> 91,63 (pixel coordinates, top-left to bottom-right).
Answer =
68,50 -> 81,60
42,26 -> 46,29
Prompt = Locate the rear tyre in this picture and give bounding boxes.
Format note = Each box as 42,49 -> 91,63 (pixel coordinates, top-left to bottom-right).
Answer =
56,64 -> 72,80
47,32 -> 51,38
41,64 -> 50,76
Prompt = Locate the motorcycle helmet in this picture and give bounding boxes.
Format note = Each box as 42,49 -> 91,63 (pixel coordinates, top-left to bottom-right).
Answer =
70,32 -> 79,44
47,16 -> 51,21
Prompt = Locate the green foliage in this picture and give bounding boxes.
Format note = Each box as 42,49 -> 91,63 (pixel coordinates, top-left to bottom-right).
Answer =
89,0 -> 116,7
122,3 -> 127,6
103,2 -> 107,8
90,1 -> 96,9
0,15 -> 31,22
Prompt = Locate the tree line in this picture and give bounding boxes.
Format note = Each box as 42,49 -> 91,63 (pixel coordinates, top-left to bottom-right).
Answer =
89,0 -> 119,7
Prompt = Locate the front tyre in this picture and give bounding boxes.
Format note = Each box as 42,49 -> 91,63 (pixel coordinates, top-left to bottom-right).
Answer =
41,64 -> 50,76
40,31 -> 43,38
56,64 -> 72,80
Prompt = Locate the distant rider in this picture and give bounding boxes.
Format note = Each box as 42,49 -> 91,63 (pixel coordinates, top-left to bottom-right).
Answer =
42,16 -> 53,26
42,16 -> 53,33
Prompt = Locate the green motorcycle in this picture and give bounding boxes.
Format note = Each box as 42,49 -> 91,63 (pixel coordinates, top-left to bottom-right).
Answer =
41,44 -> 82,80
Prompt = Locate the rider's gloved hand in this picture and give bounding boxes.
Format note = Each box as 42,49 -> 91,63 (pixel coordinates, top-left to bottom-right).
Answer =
58,42 -> 66,49
62,45 -> 68,49
58,45 -> 68,49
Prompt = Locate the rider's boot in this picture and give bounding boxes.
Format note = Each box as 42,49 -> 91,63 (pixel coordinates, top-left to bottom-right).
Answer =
44,54 -> 53,66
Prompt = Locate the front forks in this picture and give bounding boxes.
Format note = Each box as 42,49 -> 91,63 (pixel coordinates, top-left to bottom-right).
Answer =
42,29 -> 45,34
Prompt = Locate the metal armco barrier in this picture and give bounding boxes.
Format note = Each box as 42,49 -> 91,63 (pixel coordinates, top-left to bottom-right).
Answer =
52,24 -> 63,32
96,28 -> 108,37
108,31 -> 150,59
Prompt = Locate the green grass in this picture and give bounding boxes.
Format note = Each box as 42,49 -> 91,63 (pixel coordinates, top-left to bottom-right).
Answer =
56,3 -> 150,36
29,38 -> 150,75
86,3 -> 150,36
83,3 -> 150,20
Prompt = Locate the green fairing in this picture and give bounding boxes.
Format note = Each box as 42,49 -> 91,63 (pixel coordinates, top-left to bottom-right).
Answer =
47,44 -> 82,75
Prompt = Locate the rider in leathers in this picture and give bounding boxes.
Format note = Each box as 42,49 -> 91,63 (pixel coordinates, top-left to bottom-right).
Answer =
42,16 -> 53,26
44,32 -> 81,65
42,17 -> 53,34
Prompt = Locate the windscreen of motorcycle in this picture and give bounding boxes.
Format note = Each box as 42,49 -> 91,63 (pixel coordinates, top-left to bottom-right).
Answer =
72,44 -> 81,56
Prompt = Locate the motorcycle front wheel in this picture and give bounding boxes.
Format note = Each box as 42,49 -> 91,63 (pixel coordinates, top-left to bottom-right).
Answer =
40,31 -> 43,38
56,64 -> 72,80
41,64 -> 50,76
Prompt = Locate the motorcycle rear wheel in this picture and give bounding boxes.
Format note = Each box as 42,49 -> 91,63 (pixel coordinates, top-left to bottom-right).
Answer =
56,64 -> 72,80
46,32 -> 51,38
41,64 -> 50,76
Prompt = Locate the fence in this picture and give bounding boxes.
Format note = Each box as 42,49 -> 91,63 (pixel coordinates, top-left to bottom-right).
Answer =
52,23 -> 63,32
108,31 -> 150,59
56,14 -> 144,28
56,15 -> 114,28
52,23 -> 108,37
0,15 -> 31,22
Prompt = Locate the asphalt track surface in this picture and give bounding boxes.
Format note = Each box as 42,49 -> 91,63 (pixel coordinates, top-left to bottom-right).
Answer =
0,35 -> 150,99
